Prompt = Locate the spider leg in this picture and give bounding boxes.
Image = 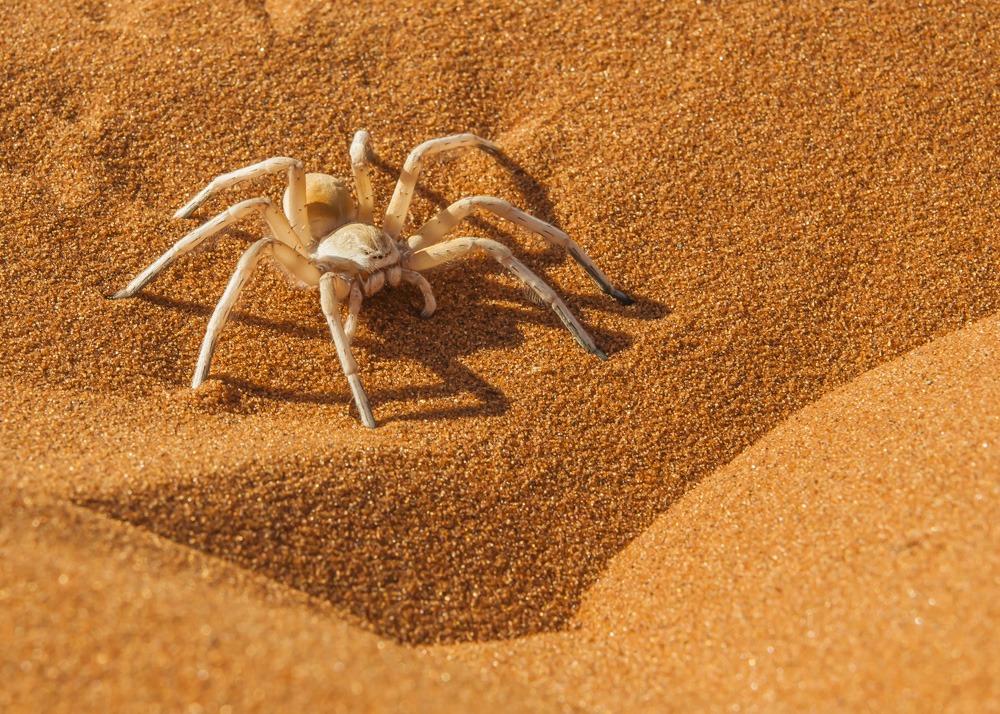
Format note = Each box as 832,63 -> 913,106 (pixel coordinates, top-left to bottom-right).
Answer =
191,237 -> 273,388
350,131 -> 376,224
400,269 -> 437,318
408,196 -> 633,305
406,237 -> 607,360
173,157 -> 310,248
382,134 -> 499,239
110,198 -> 319,299
320,273 -> 377,428
344,279 -> 364,343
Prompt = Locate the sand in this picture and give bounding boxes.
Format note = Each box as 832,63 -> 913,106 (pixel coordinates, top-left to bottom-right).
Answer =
1,0 -> 998,710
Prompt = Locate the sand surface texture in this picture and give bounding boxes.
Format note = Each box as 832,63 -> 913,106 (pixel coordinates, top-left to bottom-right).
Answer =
2,0 -> 999,711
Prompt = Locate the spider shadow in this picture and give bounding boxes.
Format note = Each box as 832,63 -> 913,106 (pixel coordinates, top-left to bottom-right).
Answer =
207,267 -> 632,422
209,288 -> 515,418
135,291 -> 325,341
126,253 -> 634,423
349,273 -> 635,425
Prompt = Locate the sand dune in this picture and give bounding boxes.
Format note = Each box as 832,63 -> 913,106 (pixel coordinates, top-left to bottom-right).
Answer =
2,0 -> 998,710
444,314 -> 1000,711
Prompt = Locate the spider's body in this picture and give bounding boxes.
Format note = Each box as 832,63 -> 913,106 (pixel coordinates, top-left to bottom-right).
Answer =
316,222 -> 400,279
111,132 -> 632,427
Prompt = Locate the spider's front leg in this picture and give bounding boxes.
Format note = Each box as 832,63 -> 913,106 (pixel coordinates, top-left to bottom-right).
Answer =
344,279 -> 363,343
320,273 -> 377,428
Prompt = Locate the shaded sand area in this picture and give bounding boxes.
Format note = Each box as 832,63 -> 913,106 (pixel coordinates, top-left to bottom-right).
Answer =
441,315 -> 1000,711
2,0 -> 998,710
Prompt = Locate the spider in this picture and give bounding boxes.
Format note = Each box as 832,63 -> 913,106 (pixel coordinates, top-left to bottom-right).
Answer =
110,131 -> 633,427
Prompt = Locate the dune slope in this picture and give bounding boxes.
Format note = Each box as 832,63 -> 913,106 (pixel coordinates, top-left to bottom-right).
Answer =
445,314 -> 1000,712
1,0 -> 998,710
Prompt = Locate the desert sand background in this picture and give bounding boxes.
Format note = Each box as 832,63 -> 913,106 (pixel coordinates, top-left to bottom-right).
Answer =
2,0 -> 999,711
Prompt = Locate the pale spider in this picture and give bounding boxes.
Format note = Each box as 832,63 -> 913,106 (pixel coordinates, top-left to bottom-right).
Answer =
110,132 -> 633,427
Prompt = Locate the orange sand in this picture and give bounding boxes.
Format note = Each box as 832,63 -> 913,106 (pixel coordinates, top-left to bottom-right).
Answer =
2,0 -> 998,711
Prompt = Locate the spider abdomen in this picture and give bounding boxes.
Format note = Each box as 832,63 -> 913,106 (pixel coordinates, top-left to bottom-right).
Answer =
284,173 -> 357,240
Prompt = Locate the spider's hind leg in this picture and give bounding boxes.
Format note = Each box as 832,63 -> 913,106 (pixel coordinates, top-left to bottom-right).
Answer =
110,198 -> 274,300
382,134 -> 499,238
350,131 -> 376,224
406,237 -> 608,360
408,196 -> 633,305
173,157 -> 310,248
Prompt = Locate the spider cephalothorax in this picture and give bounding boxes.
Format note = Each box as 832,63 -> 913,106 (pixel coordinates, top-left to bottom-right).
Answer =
111,132 -> 633,427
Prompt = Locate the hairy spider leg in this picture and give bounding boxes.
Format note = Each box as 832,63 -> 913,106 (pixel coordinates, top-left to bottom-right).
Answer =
191,237 -> 273,388
173,157 -> 310,249
344,279 -> 364,343
341,269 -> 436,344
320,273 -> 377,428
350,131 -> 376,224
400,269 -> 437,318
382,134 -> 499,239
110,198 -> 318,299
406,237 -> 608,360
409,196 -> 633,305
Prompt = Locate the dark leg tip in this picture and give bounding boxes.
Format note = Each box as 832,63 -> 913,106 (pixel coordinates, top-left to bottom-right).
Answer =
107,289 -> 130,300
610,288 -> 635,306
593,347 -> 609,362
